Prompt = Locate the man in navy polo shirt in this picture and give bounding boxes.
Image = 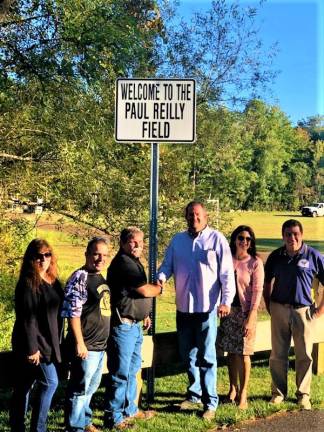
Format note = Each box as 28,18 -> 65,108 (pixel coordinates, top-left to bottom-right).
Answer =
264,219 -> 324,410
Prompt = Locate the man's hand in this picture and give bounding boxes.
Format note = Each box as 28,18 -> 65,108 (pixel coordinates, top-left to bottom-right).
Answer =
314,305 -> 324,319
76,342 -> 88,359
27,350 -> 41,366
217,304 -> 230,318
143,316 -> 151,330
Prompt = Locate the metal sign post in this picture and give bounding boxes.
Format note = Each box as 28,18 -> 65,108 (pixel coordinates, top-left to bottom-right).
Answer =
146,142 -> 159,402
115,78 -> 196,404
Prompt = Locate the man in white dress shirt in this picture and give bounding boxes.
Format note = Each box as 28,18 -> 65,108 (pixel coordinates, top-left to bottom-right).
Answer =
158,201 -> 235,420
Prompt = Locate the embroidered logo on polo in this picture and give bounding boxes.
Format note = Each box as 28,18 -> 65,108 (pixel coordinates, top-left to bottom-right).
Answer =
97,283 -> 111,317
297,259 -> 310,269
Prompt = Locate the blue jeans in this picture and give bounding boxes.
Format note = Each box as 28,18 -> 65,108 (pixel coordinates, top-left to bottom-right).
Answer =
105,322 -> 143,427
10,359 -> 58,432
65,351 -> 105,432
176,310 -> 218,410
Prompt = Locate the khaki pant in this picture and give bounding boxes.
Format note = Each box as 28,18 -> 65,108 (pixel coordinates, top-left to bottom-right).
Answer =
269,301 -> 317,399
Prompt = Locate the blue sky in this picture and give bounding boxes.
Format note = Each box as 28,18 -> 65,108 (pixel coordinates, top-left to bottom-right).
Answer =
177,0 -> 323,125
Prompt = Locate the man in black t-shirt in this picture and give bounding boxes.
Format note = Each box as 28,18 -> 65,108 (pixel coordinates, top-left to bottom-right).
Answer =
104,227 -> 162,430
62,237 -> 110,432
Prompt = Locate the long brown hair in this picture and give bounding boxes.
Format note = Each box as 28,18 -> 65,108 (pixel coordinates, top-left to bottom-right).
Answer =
17,239 -> 58,292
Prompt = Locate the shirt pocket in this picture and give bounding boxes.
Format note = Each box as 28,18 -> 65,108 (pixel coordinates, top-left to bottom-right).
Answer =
197,249 -> 217,269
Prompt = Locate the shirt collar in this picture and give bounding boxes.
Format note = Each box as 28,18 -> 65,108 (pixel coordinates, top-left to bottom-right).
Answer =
282,242 -> 306,257
187,224 -> 210,238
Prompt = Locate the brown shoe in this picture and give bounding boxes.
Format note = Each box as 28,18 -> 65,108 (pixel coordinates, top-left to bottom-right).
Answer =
202,409 -> 215,421
179,399 -> 203,410
115,421 -> 135,430
85,425 -> 101,432
126,410 -> 156,423
270,395 -> 284,404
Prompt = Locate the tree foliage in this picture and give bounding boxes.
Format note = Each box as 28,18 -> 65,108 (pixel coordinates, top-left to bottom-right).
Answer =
157,0 -> 278,105
0,0 -> 322,254
1,0 -> 161,84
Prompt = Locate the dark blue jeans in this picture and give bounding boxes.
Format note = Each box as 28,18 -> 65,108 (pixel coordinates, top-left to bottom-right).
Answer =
9,359 -> 58,432
105,322 -> 143,427
176,310 -> 218,410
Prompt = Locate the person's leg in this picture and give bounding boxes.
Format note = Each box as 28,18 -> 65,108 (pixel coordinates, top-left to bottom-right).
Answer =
176,311 -> 202,402
227,354 -> 239,402
105,323 -> 138,427
65,353 -> 103,432
9,358 -> 36,432
237,355 -> 251,409
196,310 -> 218,411
83,351 -> 105,428
30,362 -> 58,432
269,302 -> 291,399
124,323 -> 143,418
292,307 -> 315,402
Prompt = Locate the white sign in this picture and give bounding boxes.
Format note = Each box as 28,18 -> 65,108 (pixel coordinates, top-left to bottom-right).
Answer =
115,78 -> 196,143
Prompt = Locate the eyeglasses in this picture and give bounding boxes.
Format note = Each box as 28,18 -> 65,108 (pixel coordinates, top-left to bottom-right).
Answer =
237,235 -> 252,242
35,252 -> 52,260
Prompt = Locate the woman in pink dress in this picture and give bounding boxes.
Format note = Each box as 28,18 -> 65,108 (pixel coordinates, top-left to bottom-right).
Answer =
218,225 -> 264,409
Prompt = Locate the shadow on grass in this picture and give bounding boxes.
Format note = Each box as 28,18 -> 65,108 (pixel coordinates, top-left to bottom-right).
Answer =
256,238 -> 324,253
273,214 -> 302,217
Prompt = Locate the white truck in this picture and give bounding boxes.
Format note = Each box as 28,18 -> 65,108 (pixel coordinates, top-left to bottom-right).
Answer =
301,202 -> 324,217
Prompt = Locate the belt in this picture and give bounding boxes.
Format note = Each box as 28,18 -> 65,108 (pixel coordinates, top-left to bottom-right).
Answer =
120,317 -> 137,324
281,303 -> 307,310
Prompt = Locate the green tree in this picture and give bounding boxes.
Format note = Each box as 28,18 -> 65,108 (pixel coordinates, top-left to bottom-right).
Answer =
0,0 -> 284,250
297,115 -> 324,142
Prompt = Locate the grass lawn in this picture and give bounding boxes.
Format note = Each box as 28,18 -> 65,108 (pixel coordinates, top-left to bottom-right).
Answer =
0,357 -> 323,431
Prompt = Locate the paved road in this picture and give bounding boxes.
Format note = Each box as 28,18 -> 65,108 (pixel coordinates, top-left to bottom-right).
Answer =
219,410 -> 324,431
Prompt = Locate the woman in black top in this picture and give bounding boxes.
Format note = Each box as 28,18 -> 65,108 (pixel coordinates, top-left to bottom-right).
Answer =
9,239 -> 63,432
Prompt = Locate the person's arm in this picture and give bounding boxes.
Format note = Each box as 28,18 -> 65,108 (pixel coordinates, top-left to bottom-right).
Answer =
117,255 -> 163,298
20,284 -> 42,359
263,252 -> 275,315
135,281 -> 163,297
69,317 -> 88,359
135,281 -> 163,298
157,239 -> 175,284
244,257 -> 265,334
61,270 -> 88,357
217,233 -> 236,317
314,253 -> 324,318
263,280 -> 272,315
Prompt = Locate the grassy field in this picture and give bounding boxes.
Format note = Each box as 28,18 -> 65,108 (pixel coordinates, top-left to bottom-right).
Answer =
229,211 -> 324,253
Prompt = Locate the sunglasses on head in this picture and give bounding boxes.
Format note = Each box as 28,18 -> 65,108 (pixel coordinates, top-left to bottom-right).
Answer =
35,252 -> 52,260
237,235 -> 252,242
